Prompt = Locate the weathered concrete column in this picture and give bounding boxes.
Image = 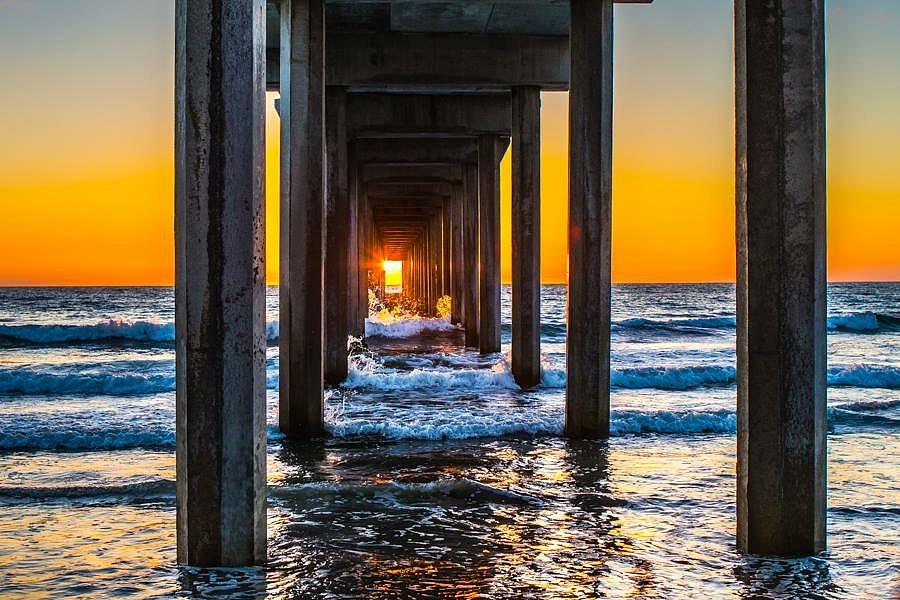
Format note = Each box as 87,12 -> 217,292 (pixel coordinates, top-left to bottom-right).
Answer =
442,199 -> 452,298
349,154 -> 369,338
279,0 -> 326,437
478,135 -> 501,354
450,184 -> 464,325
735,0 -> 826,556
175,0 -> 267,566
462,162 -> 480,347
325,86 -> 350,384
566,0 -> 613,438
512,87 -> 542,388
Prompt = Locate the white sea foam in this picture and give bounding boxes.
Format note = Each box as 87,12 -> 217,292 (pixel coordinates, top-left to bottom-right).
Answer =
364,314 -> 460,338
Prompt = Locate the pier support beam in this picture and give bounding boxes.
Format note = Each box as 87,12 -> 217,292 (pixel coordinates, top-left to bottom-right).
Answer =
279,0 -> 326,437
442,199 -> 452,298
478,135 -> 502,354
566,0 -> 613,437
451,184 -> 464,325
512,87 -> 542,388
325,86 -> 350,384
351,157 -> 366,337
462,162 -> 480,347
175,0 -> 267,566
735,0 -> 826,556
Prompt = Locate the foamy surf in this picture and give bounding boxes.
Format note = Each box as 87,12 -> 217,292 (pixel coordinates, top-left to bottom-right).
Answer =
3,361 -> 897,397
364,314 -> 460,338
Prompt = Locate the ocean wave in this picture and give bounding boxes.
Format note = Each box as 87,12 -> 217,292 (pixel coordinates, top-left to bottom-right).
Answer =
0,478 -> 175,504
329,411 -> 562,440
827,312 -> 900,333
272,478 -> 546,506
612,365 -> 735,390
3,362 -> 895,398
609,409 -> 736,434
828,364 -> 900,389
344,357 -> 735,392
615,316 -> 737,332
0,428 -> 176,452
0,320 -> 176,344
2,400 -> 896,452
0,425 -> 284,453
365,315 -> 460,338
0,368 -> 176,396
828,408 -> 899,429
0,319 -> 282,345
1,310 -> 894,348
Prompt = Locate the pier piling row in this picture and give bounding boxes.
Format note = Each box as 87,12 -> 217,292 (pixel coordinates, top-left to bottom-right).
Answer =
176,0 -> 826,564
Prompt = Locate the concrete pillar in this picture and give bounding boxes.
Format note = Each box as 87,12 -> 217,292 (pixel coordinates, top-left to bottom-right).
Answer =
512,87 -> 542,388
279,0 -> 325,437
735,0 -> 826,556
478,135 -> 501,354
325,86 -> 350,384
349,154 -> 363,338
174,0 -> 267,566
442,199 -> 452,298
566,0 -> 613,438
451,185 -> 464,325
462,162 -> 480,347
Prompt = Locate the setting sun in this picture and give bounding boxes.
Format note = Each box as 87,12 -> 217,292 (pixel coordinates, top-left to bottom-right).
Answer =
383,260 -> 403,288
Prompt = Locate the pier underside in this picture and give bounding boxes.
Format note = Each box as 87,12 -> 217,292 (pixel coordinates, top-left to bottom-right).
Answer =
175,0 -> 826,566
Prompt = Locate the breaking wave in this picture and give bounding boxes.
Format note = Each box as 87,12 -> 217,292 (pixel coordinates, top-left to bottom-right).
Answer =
0,320 -> 283,345
0,367 -> 176,396
0,424 -> 284,453
364,315 -> 460,338
827,312 -> 900,333
828,364 -> 900,389
0,320 -> 176,344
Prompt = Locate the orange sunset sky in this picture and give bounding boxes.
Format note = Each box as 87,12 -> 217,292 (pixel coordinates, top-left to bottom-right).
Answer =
1,0 -> 898,286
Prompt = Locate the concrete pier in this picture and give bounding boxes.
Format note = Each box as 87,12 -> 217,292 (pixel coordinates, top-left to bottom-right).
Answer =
735,0 -> 827,556
173,0 -> 833,566
278,0 -> 325,437
478,135 -> 502,354
174,0 -> 267,566
566,0 -> 614,438
511,87 -> 542,388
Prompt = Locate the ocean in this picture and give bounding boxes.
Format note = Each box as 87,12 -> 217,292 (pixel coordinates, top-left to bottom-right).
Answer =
0,283 -> 897,598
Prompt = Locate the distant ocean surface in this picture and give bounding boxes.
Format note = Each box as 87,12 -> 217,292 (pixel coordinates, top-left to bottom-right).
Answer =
0,283 -> 897,598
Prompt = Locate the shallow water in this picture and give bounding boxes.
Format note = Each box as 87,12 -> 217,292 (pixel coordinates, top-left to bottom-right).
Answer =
0,284 -> 898,598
